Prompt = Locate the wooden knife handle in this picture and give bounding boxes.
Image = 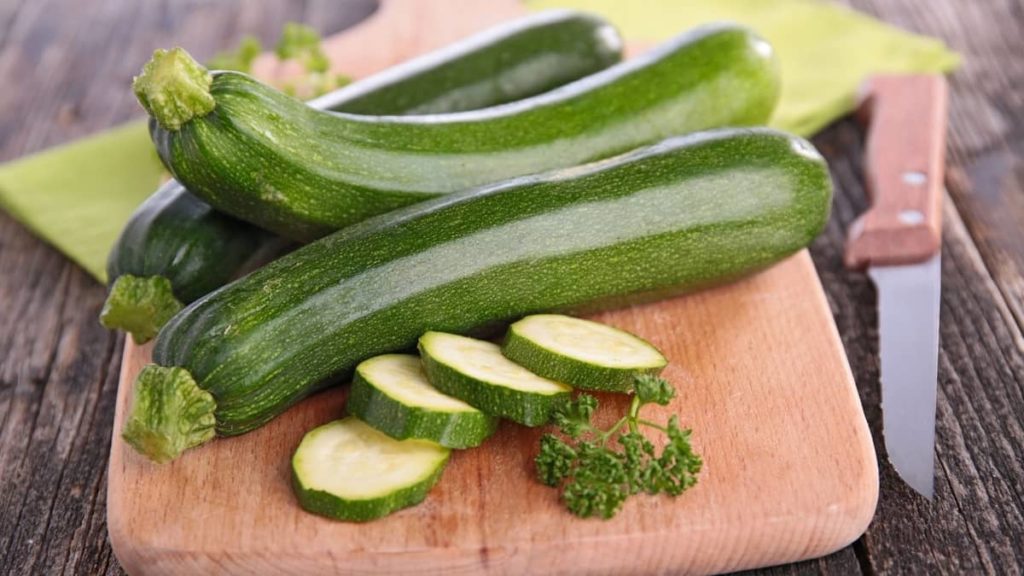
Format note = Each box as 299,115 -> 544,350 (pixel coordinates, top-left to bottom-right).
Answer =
844,75 -> 948,269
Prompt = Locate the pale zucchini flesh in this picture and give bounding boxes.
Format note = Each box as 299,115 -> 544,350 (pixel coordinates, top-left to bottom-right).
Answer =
502,314 -> 667,392
418,331 -> 571,427
292,417 -> 450,522
347,354 -> 498,448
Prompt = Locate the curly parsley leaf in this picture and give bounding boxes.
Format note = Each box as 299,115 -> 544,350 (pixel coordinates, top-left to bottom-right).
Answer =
634,373 -> 676,406
208,23 -> 350,98
535,374 -> 701,519
552,393 -> 597,438
208,36 -> 262,73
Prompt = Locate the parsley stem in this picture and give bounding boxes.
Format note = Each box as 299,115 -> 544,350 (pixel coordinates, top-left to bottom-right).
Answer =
598,416 -> 630,444
627,396 -> 642,434
637,418 -> 668,432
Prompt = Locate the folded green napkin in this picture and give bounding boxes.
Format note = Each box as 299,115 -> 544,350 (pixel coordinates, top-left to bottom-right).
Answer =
0,122 -> 162,282
0,0 -> 958,283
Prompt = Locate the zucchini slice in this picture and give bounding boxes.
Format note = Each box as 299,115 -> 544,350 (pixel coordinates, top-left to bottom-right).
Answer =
418,332 -> 571,427
502,314 -> 667,392
348,354 -> 498,448
292,417 -> 450,522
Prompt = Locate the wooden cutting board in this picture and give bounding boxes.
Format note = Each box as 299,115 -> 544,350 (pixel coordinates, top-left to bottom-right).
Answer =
107,2 -> 878,574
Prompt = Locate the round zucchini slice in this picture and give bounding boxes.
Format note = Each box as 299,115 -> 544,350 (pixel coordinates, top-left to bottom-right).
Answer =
292,417 -> 450,522
418,331 -> 571,427
348,354 -> 498,449
502,314 -> 667,392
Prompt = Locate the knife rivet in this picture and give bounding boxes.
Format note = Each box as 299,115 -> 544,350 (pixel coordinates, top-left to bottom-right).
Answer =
899,209 -> 925,225
902,171 -> 927,186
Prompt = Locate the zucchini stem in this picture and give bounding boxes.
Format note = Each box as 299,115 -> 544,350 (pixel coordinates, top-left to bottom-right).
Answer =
122,365 -> 217,463
100,274 -> 183,344
133,47 -> 215,131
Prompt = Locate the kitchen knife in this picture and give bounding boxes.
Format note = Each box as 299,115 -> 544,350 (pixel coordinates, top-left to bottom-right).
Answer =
845,74 -> 949,499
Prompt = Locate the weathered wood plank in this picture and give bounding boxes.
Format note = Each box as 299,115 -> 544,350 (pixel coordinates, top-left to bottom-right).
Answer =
826,1 -> 1024,573
0,1 -> 373,574
810,118 -> 1024,575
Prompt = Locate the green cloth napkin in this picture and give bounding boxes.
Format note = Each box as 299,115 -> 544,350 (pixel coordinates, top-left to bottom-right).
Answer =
0,121 -> 162,282
0,0 -> 958,283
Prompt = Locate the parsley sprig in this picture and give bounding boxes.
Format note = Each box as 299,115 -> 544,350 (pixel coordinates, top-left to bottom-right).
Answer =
207,23 -> 350,98
536,374 -> 702,519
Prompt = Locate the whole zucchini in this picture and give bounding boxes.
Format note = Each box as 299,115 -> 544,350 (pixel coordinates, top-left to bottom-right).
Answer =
137,23 -> 781,241
306,9 -> 622,114
123,128 -> 832,463
102,10 -> 624,343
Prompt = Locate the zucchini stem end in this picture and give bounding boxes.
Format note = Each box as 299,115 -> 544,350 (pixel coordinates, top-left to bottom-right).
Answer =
122,365 -> 217,464
100,274 -> 183,344
133,47 -> 215,131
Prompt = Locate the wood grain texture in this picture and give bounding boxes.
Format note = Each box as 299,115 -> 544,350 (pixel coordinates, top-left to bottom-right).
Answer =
1,0 -> 1023,574
109,250 -> 877,576
810,118 -> 1024,575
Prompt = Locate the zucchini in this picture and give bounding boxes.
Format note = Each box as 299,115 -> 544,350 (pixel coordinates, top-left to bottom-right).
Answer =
307,9 -> 622,114
137,23 -> 780,241
419,332 -> 571,427
501,314 -> 667,392
101,181 -> 282,343
292,417 -> 450,522
347,354 -> 498,448
103,10 -> 623,343
127,127 -> 832,463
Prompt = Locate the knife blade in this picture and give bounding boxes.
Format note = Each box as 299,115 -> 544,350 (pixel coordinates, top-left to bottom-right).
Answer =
845,74 -> 949,499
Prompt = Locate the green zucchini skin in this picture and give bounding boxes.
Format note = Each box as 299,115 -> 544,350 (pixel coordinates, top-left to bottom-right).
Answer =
151,128 -> 831,439
106,179 -> 278,303
307,9 -> 621,114
149,23 -> 781,241
105,10 -> 622,342
292,458 -> 448,523
347,355 -> 498,448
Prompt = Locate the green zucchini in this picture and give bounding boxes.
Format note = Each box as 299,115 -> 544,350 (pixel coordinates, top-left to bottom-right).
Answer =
419,332 -> 571,427
124,127 -> 831,463
347,354 -> 498,448
101,181 -> 283,343
292,417 -> 450,522
501,314 -> 667,392
306,9 -> 622,114
138,23 -> 780,241
102,9 -> 624,343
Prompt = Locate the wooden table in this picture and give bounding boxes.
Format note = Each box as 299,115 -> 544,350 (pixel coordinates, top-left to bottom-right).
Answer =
0,0 -> 1021,574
